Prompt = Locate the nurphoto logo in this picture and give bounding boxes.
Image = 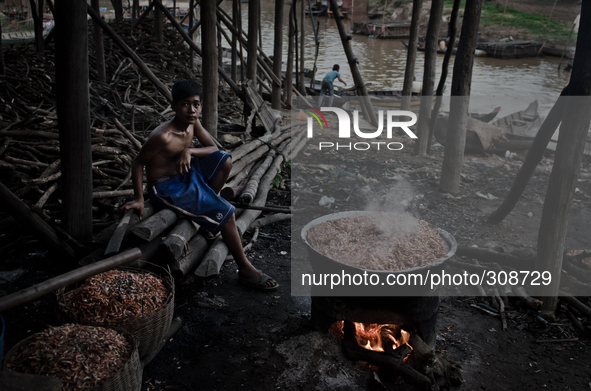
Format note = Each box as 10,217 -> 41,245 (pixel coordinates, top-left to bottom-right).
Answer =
304,106 -> 418,152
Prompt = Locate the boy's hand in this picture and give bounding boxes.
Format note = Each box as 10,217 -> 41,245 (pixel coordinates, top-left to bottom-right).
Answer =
177,148 -> 192,174
120,199 -> 144,219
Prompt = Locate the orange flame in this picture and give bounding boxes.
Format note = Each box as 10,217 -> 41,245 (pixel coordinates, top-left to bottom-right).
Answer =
353,323 -> 410,352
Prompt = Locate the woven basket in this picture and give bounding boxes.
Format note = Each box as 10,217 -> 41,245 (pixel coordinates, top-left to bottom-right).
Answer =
3,326 -> 142,391
57,265 -> 175,358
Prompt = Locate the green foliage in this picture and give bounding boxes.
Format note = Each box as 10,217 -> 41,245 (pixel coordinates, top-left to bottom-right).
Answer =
443,0 -> 576,42
272,169 -> 282,188
285,161 -> 292,169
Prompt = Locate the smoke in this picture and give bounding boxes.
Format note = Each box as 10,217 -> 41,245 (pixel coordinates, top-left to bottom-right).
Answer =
362,178 -> 419,241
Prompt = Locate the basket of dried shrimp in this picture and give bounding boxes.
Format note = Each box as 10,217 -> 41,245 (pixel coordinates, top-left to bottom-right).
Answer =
4,324 -> 142,391
57,265 -> 174,358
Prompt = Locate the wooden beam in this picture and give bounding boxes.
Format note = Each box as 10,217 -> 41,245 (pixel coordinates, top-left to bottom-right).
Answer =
91,0 -> 107,83
272,0 -> 284,109
201,0 -> 219,137
56,0 -> 93,241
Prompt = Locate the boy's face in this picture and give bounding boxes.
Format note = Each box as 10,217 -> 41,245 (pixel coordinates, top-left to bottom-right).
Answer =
172,95 -> 202,125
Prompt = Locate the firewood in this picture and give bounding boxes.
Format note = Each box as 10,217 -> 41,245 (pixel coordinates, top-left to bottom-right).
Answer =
249,213 -> 292,230
494,288 -> 508,331
239,149 -> 277,204
456,246 -> 536,268
161,219 -> 199,261
129,208 -> 178,241
173,234 -> 209,278
112,117 -> 142,150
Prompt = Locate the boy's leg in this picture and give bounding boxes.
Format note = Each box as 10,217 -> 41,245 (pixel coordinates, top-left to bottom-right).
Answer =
208,157 -> 232,194
328,82 -> 335,107
221,214 -> 278,289
318,83 -> 326,107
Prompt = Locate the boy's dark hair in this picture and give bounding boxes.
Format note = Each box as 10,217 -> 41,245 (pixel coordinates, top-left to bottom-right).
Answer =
172,80 -> 203,103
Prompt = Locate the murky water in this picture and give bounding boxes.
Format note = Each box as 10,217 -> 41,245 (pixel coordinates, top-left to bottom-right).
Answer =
224,1 -> 571,117
98,1 -> 572,117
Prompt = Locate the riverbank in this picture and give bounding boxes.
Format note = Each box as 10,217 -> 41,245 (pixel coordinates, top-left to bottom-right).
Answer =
369,0 -> 580,45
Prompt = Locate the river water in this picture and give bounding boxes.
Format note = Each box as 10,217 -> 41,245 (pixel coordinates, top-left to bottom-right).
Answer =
224,1 -> 572,118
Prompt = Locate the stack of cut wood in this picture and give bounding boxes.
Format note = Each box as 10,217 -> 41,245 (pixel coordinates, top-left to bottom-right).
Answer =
0,17 -> 306,277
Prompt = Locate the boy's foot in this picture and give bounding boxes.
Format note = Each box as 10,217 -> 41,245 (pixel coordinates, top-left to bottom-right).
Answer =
239,272 -> 280,291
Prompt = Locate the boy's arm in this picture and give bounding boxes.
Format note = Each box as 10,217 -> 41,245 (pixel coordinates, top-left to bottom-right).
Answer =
121,133 -> 167,218
337,76 -> 347,86
177,120 -> 219,174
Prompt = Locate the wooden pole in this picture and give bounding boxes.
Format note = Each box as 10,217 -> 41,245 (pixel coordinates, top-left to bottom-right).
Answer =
438,0 -> 483,194
56,0 -> 93,241
201,0 -> 219,138
113,0 -> 123,23
272,0 -> 284,110
0,19 -> 5,75
155,6 -> 164,44
189,0 -> 195,71
427,0 -> 461,154
92,0 -> 107,83
413,0 -> 444,156
401,0 -> 423,111
300,0 -> 306,95
284,1 -> 296,104
0,182 -> 76,260
0,249 -> 142,312
132,0 -> 153,30
87,4 -> 173,102
28,0 -> 43,55
537,1 -> 591,314
328,0 -> 377,126
246,0 -> 260,87
487,93 -> 566,223
231,0 -> 238,81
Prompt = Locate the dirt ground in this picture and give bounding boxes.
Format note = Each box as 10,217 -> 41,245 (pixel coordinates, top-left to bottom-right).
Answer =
3,126 -> 591,390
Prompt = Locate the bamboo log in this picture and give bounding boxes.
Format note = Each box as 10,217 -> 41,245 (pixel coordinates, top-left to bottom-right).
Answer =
239,149 -> 276,204
0,181 -> 75,260
86,4 -> 173,102
172,234 -> 209,278
162,218 -> 199,261
128,236 -> 164,268
0,248 -> 141,312
129,208 -> 178,241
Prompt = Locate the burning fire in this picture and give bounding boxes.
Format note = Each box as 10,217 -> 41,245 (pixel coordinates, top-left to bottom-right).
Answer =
332,321 -> 411,352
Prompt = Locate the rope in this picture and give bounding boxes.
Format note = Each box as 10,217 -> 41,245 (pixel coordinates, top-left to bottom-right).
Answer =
169,233 -> 190,256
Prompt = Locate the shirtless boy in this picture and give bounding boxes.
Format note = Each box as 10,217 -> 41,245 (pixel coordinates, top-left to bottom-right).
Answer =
121,80 -> 279,291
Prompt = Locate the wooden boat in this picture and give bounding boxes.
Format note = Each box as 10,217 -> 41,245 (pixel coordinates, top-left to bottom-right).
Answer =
542,45 -> 575,59
434,101 -> 542,153
351,21 -> 410,38
402,40 -> 486,57
476,40 -> 543,59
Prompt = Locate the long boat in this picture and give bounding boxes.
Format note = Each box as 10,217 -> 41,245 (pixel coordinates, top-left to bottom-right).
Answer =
434,101 -> 543,153
401,40 -> 486,57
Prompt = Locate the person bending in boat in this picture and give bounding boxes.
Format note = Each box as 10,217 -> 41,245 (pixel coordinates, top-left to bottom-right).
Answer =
317,64 -> 347,107
121,80 -> 279,291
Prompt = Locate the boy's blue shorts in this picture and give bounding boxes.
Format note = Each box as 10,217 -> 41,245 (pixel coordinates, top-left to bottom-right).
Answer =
148,151 -> 235,234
